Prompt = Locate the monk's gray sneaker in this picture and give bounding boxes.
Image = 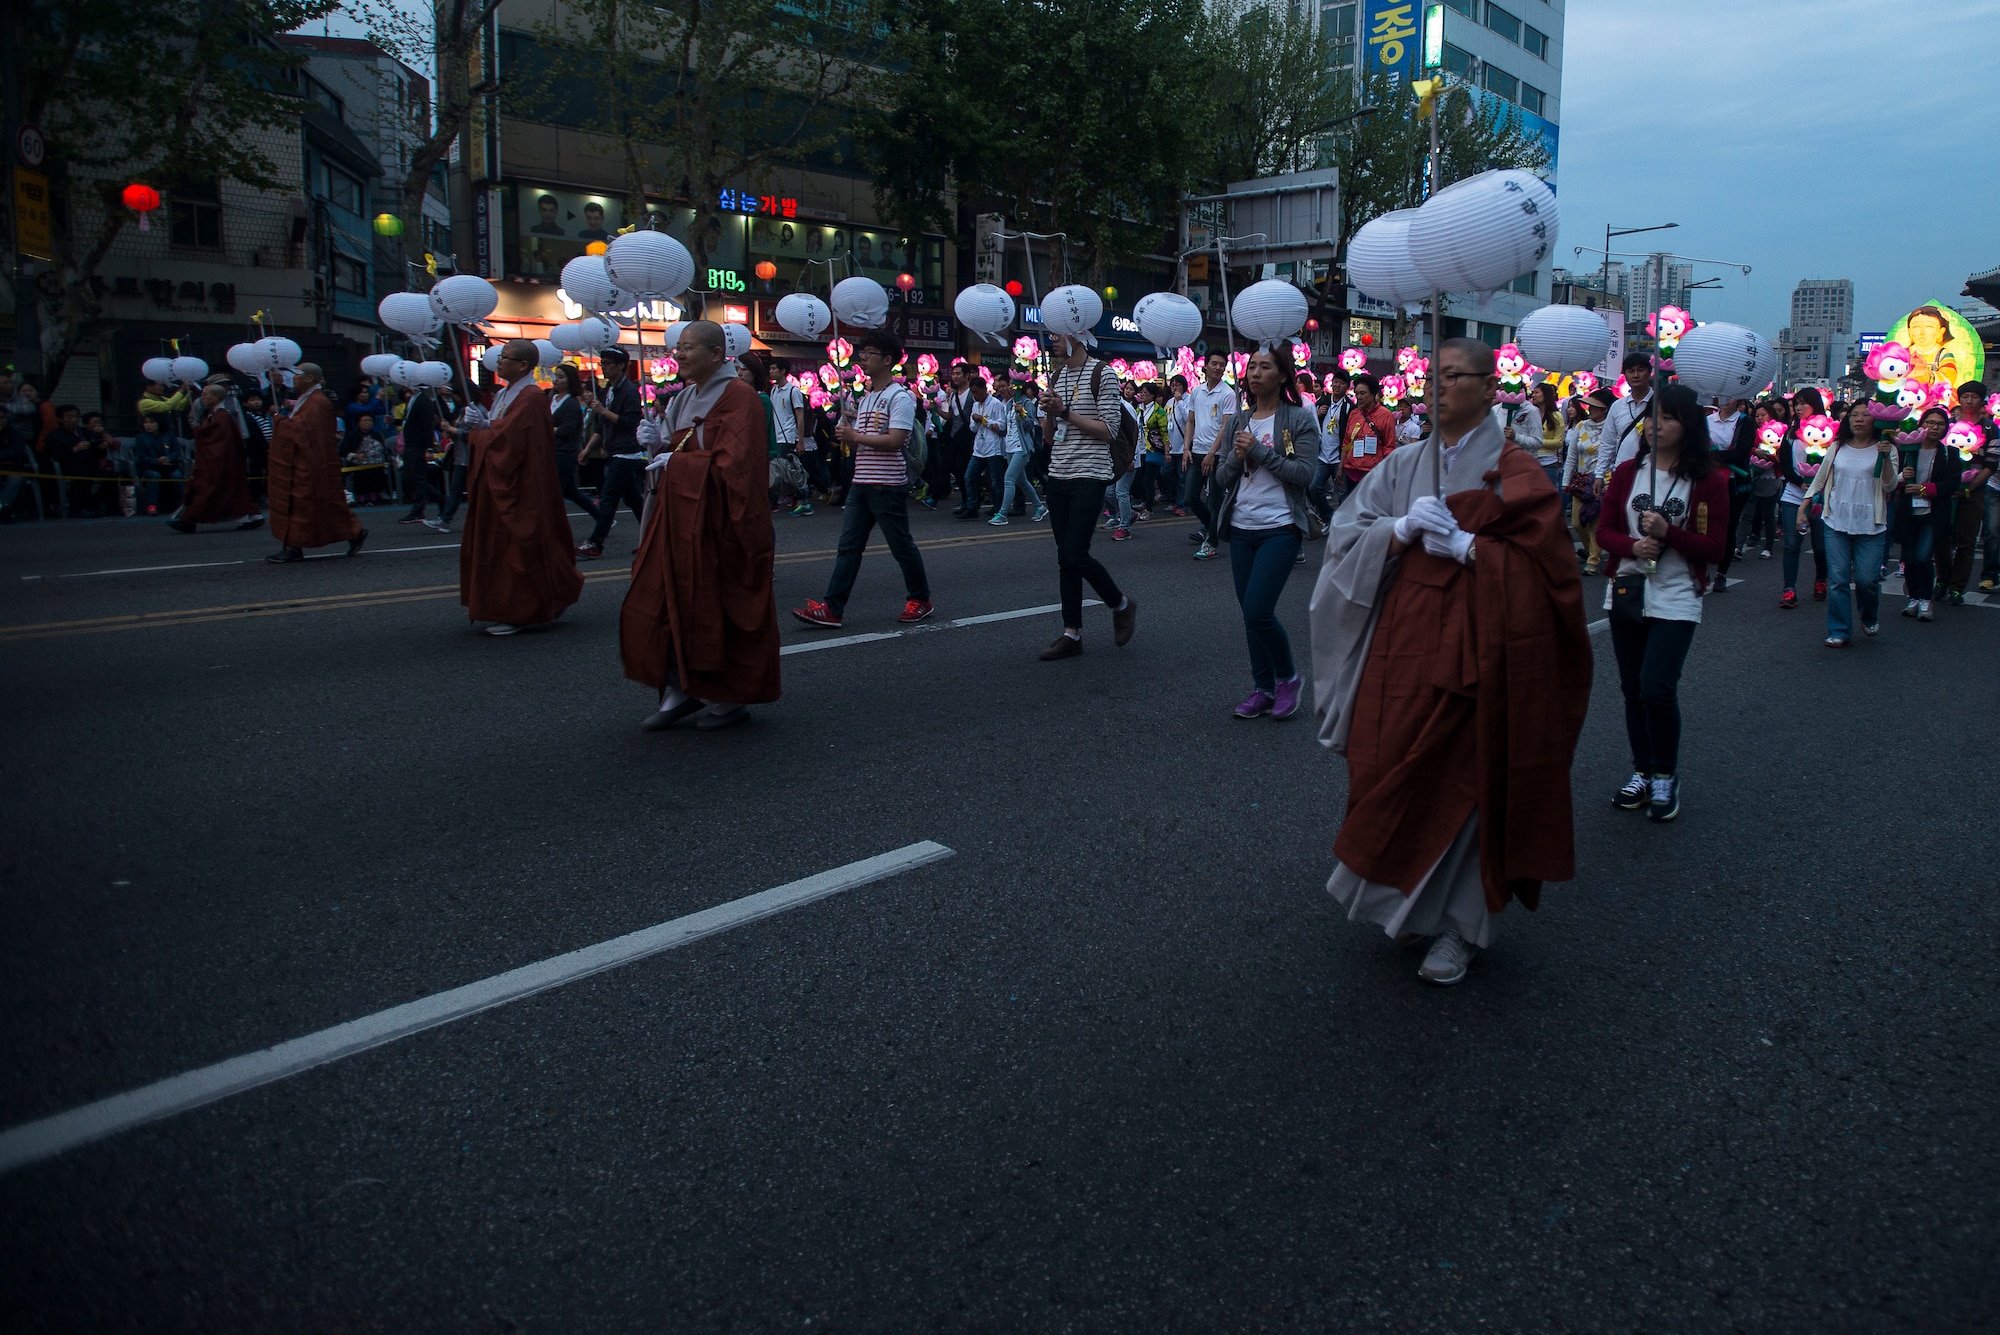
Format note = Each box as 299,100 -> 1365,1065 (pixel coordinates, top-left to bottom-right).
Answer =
1418,928 -> 1472,985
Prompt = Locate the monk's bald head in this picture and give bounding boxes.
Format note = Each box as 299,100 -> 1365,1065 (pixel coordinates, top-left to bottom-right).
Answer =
681,321 -> 726,355
677,320 -> 728,387
503,338 -> 537,363
1432,338 -> 1500,439
1437,337 -> 1495,375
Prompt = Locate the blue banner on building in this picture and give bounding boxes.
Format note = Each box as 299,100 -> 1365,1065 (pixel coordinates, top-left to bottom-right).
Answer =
1363,0 -> 1419,84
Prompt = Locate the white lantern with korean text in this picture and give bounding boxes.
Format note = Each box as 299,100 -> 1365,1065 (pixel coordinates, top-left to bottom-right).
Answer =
1407,168 -> 1560,296
1515,303 -> 1611,373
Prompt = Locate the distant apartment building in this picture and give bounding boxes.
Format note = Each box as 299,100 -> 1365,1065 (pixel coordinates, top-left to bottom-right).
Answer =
1779,277 -> 1856,389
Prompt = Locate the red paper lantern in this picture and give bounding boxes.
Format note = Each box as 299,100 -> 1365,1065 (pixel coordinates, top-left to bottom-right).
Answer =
1360,333 -> 1374,346
123,183 -> 162,231
754,260 -> 777,281
896,272 -> 916,292
1305,318 -> 1319,332
1004,280 -> 1023,297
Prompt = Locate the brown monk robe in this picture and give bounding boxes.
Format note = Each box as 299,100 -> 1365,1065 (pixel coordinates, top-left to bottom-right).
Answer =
169,378 -> 259,530
456,340 -> 583,634
620,322 -> 781,731
1310,337 -> 1590,986
265,362 -> 365,562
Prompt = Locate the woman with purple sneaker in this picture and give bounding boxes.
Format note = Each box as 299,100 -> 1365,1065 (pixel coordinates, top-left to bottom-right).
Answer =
1212,344 -> 1323,721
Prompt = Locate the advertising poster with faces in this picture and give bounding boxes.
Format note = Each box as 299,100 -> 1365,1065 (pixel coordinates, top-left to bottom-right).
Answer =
748,219 -> 910,286
517,188 -> 624,279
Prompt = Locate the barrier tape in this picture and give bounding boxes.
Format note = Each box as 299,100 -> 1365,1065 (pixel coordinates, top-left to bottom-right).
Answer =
1,463 -> 394,483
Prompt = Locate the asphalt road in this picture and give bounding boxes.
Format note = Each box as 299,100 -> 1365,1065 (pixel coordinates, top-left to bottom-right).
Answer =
1,497 -> 1996,1333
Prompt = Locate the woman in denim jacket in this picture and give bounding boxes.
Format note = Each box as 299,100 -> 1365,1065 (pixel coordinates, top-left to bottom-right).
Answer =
1212,343 -> 1323,721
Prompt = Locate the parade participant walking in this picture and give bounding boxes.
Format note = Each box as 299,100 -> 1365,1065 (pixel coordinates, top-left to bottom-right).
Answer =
944,364 -> 979,516
1597,352 -> 1656,484
1339,373 -> 1397,495
1941,380 -> 1995,600
769,363 -> 810,515
1892,407 -> 1959,621
576,347 -> 645,559
264,363 -> 365,563
1562,387 -> 1612,572
622,322 -> 781,731
1309,337 -> 1590,986
1778,389 -> 1829,606
1212,345 -> 1318,719
1036,330 -> 1137,658
397,384 -> 449,528
1709,397 -> 1754,592
1596,384 -> 1729,823
1313,367 -> 1351,520
964,370 -> 1007,519
1181,353 -> 1237,559
1801,402 -> 1900,646
167,375 -> 260,532
792,330 -> 933,629
990,375 -> 1045,525
445,340 -> 585,636
547,364 -> 603,527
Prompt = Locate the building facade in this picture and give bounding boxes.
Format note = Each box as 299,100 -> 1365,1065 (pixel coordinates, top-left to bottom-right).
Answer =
1778,277 -> 1856,390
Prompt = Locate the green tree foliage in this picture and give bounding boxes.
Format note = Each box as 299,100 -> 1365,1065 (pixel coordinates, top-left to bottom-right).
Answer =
1194,0 -> 1349,191
15,0 -> 337,383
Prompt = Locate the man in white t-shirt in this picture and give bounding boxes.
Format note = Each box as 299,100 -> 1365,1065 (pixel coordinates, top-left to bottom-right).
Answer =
791,330 -> 933,629
768,367 -> 809,514
1596,352 -> 1656,489
1314,367 -> 1351,520
1180,352 -> 1239,557
962,371 -> 1007,519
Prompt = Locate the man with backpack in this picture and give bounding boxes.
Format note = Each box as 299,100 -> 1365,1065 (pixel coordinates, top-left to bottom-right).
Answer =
1035,329 -> 1138,659
791,330 -> 934,629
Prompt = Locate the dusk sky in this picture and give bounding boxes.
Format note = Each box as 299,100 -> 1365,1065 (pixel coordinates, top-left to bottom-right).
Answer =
1556,0 -> 2000,337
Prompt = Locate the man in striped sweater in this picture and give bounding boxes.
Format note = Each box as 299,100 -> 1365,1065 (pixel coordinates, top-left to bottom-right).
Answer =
1035,331 -> 1138,660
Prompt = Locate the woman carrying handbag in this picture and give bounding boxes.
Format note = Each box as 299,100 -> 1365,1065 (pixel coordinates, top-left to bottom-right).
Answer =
1595,384 -> 1730,823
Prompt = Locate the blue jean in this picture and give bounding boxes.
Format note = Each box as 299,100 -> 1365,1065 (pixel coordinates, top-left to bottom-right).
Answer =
1780,501 -> 1824,591
1111,468 -> 1134,526
1181,453 -> 1215,538
824,484 -> 929,616
138,466 -> 183,511
1895,514 -> 1938,599
1229,526 -> 1301,690
1156,455 -> 1182,511
1308,459 -> 1342,520
1824,527 -> 1887,639
1000,449 -> 1041,515
964,454 -> 1007,513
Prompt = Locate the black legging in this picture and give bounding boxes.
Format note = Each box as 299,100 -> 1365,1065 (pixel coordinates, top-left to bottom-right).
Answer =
1610,615 -> 1697,776
1044,477 -> 1124,629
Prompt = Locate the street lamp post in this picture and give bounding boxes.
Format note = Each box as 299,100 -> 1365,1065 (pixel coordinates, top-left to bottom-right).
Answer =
1601,221 -> 1678,307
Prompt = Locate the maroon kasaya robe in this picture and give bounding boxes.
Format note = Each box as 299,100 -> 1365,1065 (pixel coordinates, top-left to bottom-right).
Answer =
619,376 -> 781,704
180,409 -> 255,524
1333,443 -> 1592,912
266,388 -> 362,549
460,381 -> 584,626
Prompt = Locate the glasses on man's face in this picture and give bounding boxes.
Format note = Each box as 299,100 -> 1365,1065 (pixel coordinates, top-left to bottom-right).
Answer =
1434,368 -> 1490,388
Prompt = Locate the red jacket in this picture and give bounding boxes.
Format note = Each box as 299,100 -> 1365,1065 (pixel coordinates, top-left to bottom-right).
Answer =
1596,457 -> 1731,595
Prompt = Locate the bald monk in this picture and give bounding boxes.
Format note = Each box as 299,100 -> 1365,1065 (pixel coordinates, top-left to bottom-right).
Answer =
620,320 -> 781,731
167,375 -> 262,533
265,362 -> 366,563
1309,337 -> 1592,986
441,339 -> 583,635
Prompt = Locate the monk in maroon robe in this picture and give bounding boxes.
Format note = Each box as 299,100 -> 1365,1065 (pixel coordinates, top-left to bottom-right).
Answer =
168,377 -> 260,531
265,363 -> 365,562
1309,337 -> 1591,986
620,321 -> 781,730
449,339 -> 583,634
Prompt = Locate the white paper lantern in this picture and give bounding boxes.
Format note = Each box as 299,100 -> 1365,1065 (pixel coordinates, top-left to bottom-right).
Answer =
774,292 -> 833,341
1230,279 -> 1309,349
721,323 -> 753,360
534,339 -> 563,368
549,323 -> 587,354
830,276 -> 890,329
141,356 -> 176,384
1515,303 -> 1611,374
480,345 -> 504,373
1344,209 -> 1430,308
227,344 -> 266,376
1134,292 -> 1203,354
359,352 -> 402,378
379,291 -> 442,339
406,361 -> 455,389
604,230 -> 693,300
560,255 -> 632,315
1040,284 -> 1103,338
430,274 -> 499,324
258,337 -> 303,370
574,316 -> 620,352
1670,322 -> 1777,399
660,321 -> 689,353
387,359 -> 420,388
1407,168 -> 1560,296
170,355 -> 208,384
953,283 -> 1016,336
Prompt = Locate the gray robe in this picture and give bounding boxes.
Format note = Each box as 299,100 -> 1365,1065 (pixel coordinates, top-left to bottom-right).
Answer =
1307,417 -> 1508,947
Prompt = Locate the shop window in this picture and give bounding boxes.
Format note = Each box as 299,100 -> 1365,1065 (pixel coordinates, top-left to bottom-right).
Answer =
169,183 -> 223,250
1321,2 -> 1356,67
333,254 -> 369,295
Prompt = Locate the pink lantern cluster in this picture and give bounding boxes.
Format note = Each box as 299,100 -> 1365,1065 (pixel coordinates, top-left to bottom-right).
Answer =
1338,348 -> 1367,374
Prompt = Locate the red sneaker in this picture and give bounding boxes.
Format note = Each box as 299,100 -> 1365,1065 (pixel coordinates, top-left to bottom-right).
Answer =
575,542 -> 603,560
898,598 -> 934,623
1813,580 -> 1827,601
792,599 -> 842,628
1779,589 -> 1798,609
1112,526 -> 1131,541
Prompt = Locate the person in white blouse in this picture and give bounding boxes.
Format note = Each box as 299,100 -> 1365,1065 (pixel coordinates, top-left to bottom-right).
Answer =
1798,402 -> 1901,647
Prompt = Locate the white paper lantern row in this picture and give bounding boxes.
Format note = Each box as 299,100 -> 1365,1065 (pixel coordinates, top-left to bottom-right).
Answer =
605,230 -> 693,301
359,352 -> 402,378
227,344 -> 266,376
1670,322 -> 1777,399
775,291 -> 833,341
830,275 -> 890,329
379,291 -> 442,340
1344,209 -> 1430,309
1407,168 -> 1560,296
534,339 -> 563,368
141,356 -> 175,384
953,283 -> 1016,336
1040,284 -> 1102,339
430,274 -> 499,324
560,255 -> 633,316
1514,303 -> 1611,374
258,338 -> 302,371
391,359 -> 454,389
1230,279 -> 1309,350
1134,291 -> 1202,355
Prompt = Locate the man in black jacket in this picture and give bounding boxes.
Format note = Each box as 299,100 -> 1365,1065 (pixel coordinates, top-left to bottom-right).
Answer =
398,386 -> 447,527
550,370 -> 603,525
1709,397 -> 1755,591
577,346 -> 645,558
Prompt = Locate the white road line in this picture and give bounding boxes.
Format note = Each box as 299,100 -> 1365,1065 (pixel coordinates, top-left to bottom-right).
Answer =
305,543 -> 458,559
1588,618 -> 1609,634
780,600 -> 1098,655
780,631 -> 903,655
951,600 -> 1097,627
0,840 -> 954,1176
53,559 -> 248,579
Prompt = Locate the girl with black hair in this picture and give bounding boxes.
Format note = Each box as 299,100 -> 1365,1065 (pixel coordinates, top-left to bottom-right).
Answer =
1777,387 -> 1829,606
1799,402 -> 1900,646
1891,406 -> 1960,621
1595,383 -> 1730,822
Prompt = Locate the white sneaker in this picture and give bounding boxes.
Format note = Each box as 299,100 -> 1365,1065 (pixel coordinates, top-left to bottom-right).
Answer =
1759,547 -> 1771,559
1918,599 -> 1935,621
485,623 -> 518,636
1193,541 -> 1218,560
1901,598 -> 1919,617
1418,928 -> 1473,985
424,518 -> 449,533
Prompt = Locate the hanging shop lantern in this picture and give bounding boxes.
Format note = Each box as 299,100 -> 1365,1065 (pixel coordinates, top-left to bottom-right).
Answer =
123,183 -> 162,232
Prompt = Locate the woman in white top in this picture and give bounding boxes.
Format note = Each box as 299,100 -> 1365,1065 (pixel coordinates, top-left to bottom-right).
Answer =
1799,402 -> 1900,647
1562,388 -> 1613,573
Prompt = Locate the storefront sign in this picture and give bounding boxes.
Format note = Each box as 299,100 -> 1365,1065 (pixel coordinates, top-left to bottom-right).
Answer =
1365,1 -> 1418,83
708,268 -> 747,293
14,168 -> 51,260
719,189 -> 798,218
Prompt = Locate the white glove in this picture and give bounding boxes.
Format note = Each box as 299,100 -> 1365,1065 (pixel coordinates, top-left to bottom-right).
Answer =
1407,493 -> 1456,533
645,452 -> 671,472
1392,511 -> 1426,544
1422,524 -> 1476,564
